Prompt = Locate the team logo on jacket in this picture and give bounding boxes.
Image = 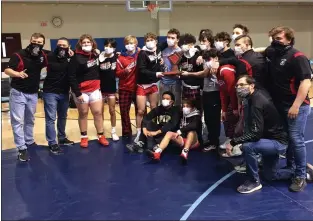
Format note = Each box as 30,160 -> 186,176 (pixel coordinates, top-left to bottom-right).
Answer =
280,59 -> 287,66
87,59 -> 98,68
181,62 -> 193,71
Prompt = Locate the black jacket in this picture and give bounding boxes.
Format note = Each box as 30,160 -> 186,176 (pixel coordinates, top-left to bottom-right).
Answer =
43,51 -> 71,94
178,109 -> 202,137
142,105 -> 181,133
136,47 -> 163,85
230,89 -> 288,146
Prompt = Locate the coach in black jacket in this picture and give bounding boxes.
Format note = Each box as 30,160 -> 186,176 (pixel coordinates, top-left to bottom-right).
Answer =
226,75 -> 293,194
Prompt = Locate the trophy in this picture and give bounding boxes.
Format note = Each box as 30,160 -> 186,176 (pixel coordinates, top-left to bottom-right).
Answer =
163,51 -> 183,76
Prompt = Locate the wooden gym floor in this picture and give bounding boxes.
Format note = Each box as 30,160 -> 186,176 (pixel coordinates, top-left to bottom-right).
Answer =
1,86 -> 313,150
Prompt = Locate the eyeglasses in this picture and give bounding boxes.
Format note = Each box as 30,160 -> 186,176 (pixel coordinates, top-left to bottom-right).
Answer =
235,83 -> 250,88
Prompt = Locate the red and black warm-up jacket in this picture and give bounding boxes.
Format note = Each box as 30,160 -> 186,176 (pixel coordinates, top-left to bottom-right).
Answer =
219,49 -> 267,89
265,46 -> 312,106
116,49 -> 140,92
68,50 -> 100,97
217,64 -> 238,112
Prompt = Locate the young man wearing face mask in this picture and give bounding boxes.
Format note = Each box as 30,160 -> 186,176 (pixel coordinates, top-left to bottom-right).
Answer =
42,37 -> 75,154
226,75 -> 313,194
99,38 -> 119,141
116,35 -> 140,139
146,99 -> 201,163
135,32 -> 164,143
126,91 -> 180,153
265,26 -> 312,192
159,28 -> 182,106
179,33 -> 203,112
4,33 -> 48,161
232,24 -> 249,42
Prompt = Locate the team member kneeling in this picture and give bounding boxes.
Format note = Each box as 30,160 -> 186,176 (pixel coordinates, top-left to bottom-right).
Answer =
146,99 -> 201,163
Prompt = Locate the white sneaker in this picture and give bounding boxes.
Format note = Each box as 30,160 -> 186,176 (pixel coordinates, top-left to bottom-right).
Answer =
111,133 -> 119,141
221,144 -> 242,157
220,138 -> 231,149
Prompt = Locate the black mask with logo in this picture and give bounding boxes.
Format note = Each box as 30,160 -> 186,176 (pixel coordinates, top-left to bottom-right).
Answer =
54,46 -> 69,59
271,40 -> 291,55
28,43 -> 43,56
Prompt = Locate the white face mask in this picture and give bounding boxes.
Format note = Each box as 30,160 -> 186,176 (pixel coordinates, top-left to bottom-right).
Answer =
232,34 -> 239,41
183,107 -> 191,115
167,38 -> 175,47
125,44 -> 135,52
182,45 -> 189,52
188,47 -> 197,57
146,40 -> 156,50
104,47 -> 114,54
162,99 -> 171,107
82,45 -> 92,52
234,46 -> 244,56
214,41 -> 224,51
199,44 -> 208,51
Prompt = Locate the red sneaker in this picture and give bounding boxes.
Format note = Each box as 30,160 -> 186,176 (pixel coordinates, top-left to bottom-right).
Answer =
180,149 -> 188,165
146,149 -> 161,161
80,137 -> 88,148
98,135 -> 109,146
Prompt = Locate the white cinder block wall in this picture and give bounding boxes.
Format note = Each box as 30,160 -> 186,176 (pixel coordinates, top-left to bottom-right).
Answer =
2,3 -> 313,58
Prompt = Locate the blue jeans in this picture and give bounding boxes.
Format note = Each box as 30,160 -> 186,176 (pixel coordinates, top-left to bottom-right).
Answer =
277,104 -> 311,178
244,139 -> 294,182
43,93 -> 69,145
9,88 -> 38,150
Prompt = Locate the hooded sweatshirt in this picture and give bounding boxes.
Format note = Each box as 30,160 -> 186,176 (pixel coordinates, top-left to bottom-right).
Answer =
68,50 -> 100,97
177,109 -> 201,137
116,49 -> 139,92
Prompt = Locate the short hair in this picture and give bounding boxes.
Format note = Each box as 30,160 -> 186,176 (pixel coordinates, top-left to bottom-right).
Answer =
76,34 -> 97,51
31,33 -> 45,44
203,48 -> 220,60
214,32 -> 231,47
180,33 -> 196,45
167,28 -> 180,40
144,32 -> 157,41
104,38 -> 117,48
233,24 -> 249,35
235,35 -> 253,47
238,75 -> 256,85
270,26 -> 295,45
58,37 -> 69,44
198,30 -> 214,47
182,99 -> 196,108
124,35 -> 138,45
162,91 -> 175,101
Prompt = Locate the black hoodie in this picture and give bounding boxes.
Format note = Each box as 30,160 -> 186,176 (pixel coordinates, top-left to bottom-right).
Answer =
136,46 -> 163,85
178,109 -> 202,137
142,104 -> 181,134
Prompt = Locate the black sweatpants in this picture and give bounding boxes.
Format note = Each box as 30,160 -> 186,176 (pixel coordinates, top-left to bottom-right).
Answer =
139,121 -> 165,150
202,91 -> 221,146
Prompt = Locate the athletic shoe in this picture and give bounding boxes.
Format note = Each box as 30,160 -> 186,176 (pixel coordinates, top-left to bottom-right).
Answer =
146,149 -> 161,161
98,135 -> 109,146
219,138 -> 231,149
80,137 -> 88,148
307,163 -> 313,182
203,145 -> 217,152
237,180 -> 262,194
126,141 -> 145,153
49,144 -> 63,154
18,149 -> 30,162
180,149 -> 188,165
59,138 -> 74,146
289,177 -> 307,192
111,133 -> 119,141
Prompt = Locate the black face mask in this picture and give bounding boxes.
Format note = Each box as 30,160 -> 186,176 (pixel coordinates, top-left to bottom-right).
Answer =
54,46 -> 69,58
271,40 -> 291,54
28,43 -> 43,56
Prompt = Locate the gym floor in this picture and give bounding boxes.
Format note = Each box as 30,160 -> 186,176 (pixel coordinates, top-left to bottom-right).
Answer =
1,100 -> 313,220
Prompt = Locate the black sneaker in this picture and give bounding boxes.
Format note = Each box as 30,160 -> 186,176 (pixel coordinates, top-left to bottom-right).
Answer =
49,144 -> 63,155
237,180 -> 262,194
307,163 -> 313,183
59,138 -> 74,146
126,141 -> 145,153
18,149 -> 30,162
289,177 -> 307,192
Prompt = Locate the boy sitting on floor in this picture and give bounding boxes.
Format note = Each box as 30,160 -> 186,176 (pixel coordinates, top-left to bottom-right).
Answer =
146,99 -> 202,163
